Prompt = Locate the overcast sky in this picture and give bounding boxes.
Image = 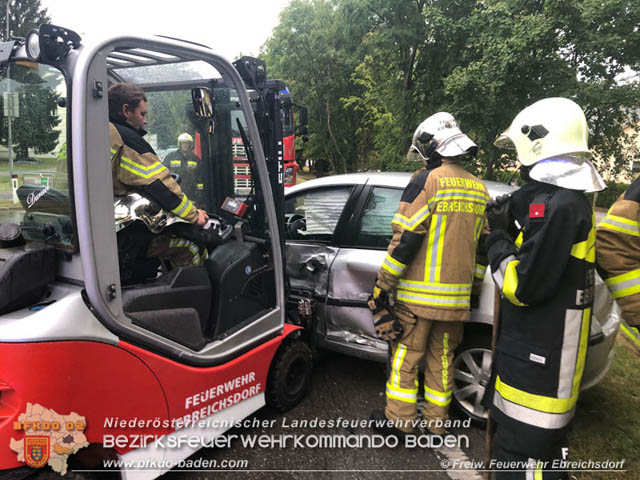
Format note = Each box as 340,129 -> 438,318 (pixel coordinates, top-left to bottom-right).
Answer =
39,0 -> 291,62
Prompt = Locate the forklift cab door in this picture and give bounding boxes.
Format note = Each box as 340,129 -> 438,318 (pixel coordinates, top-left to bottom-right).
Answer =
74,35 -> 285,366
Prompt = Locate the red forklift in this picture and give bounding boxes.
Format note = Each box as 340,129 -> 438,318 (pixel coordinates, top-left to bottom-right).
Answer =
0,25 -> 311,479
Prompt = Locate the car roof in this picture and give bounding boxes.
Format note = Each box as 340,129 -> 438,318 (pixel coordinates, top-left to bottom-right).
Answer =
285,171 -> 517,198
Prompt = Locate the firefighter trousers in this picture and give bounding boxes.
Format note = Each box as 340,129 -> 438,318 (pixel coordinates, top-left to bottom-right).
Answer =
492,422 -> 569,480
385,315 -> 463,433
147,235 -> 207,268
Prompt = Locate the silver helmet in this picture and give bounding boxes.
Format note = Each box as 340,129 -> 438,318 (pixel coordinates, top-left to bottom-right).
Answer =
410,112 -> 477,162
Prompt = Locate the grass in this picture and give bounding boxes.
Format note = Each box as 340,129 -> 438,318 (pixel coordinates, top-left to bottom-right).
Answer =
296,169 -> 317,184
0,156 -> 59,209
570,332 -> 640,479
0,155 -> 58,174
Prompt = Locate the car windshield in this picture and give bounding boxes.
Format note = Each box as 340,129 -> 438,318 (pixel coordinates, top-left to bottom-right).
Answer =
0,62 -> 72,249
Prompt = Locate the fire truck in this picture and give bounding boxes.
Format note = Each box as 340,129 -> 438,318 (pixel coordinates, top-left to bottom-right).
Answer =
228,58 -> 308,196
0,25 -> 311,479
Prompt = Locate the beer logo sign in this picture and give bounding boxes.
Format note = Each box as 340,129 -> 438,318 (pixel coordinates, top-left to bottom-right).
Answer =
24,436 -> 50,468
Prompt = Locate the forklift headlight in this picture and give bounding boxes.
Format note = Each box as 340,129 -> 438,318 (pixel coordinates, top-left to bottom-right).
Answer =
25,29 -> 41,60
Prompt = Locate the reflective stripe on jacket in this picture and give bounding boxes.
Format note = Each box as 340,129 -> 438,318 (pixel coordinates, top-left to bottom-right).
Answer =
377,159 -> 489,321
596,175 -> 640,326
486,182 -> 594,437
110,121 -> 198,223
163,149 -> 204,204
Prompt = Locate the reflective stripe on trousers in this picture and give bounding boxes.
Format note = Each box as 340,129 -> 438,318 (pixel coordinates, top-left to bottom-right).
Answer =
526,459 -> 544,480
387,344 -> 418,403
493,308 -> 590,429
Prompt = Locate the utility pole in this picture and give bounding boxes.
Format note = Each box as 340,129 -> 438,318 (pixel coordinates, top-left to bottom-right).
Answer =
5,0 -> 16,203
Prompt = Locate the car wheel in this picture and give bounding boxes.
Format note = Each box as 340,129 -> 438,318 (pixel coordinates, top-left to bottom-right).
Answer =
452,332 -> 492,427
266,339 -> 312,412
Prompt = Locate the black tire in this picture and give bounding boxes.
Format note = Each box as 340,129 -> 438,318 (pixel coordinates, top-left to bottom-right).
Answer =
266,339 -> 312,412
452,330 -> 492,428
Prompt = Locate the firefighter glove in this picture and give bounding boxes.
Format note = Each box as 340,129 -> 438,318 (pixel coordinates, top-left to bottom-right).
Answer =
368,282 -> 402,341
486,194 -> 512,232
368,299 -> 403,342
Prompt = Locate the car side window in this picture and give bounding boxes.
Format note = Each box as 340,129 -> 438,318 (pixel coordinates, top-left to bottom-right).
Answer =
353,187 -> 403,248
285,186 -> 352,241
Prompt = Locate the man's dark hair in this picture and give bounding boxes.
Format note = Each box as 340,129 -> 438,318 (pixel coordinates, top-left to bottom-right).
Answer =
108,82 -> 147,120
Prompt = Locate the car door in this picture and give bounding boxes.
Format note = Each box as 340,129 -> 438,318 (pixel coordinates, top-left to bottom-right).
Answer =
284,184 -> 362,309
323,185 -> 404,361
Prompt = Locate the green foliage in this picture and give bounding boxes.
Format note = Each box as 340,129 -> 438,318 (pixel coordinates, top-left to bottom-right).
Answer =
10,81 -> 60,160
0,0 -> 56,161
147,90 -> 193,150
262,0 -> 372,174
595,181 -> 629,208
0,0 -> 51,40
570,338 -> 640,478
262,0 -> 640,178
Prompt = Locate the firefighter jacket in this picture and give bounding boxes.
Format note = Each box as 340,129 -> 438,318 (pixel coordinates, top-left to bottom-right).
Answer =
485,181 -> 595,458
596,175 -> 640,327
109,117 -> 198,224
376,159 -> 489,322
163,149 -> 205,205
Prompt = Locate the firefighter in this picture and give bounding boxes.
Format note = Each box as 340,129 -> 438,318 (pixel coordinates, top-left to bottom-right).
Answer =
484,97 -> 605,478
163,133 -> 205,204
108,83 -> 209,283
369,112 -> 489,436
596,178 -> 640,349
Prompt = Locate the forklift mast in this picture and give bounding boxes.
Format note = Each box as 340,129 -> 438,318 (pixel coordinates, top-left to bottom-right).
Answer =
232,57 -> 287,255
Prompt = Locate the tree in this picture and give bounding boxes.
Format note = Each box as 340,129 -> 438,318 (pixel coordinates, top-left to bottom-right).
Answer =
444,0 -> 640,179
147,90 -> 193,151
0,0 -> 50,40
263,0 -> 371,174
342,0 -> 478,171
0,0 -> 55,161
11,79 -> 60,161
264,0 -> 640,178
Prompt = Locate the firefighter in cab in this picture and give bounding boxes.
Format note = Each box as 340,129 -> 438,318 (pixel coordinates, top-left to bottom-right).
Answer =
484,97 -> 605,479
164,133 -> 204,205
369,112 -> 489,437
596,178 -> 640,350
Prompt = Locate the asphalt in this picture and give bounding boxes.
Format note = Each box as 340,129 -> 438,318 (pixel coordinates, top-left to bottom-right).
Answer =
166,352 -> 487,479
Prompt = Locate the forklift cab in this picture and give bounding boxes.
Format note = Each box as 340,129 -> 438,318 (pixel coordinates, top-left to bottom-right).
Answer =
0,26 -> 309,477
72,28 -> 286,362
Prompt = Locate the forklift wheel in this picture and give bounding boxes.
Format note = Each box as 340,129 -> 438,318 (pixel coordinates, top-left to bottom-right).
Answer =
266,339 -> 312,412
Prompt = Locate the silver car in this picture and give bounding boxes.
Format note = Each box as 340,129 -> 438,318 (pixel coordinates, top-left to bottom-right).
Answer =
284,172 -> 621,423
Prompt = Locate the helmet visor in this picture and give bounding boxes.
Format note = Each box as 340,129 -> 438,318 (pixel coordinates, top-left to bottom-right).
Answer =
494,131 -> 516,150
436,131 -> 477,158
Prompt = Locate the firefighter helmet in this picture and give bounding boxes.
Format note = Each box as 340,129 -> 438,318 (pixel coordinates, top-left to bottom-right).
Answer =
178,133 -> 193,145
494,97 -> 590,166
410,112 -> 477,162
496,97 -> 605,192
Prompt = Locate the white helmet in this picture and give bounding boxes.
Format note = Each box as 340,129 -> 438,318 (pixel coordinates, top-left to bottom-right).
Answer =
178,132 -> 193,145
410,112 -> 477,162
494,97 -> 590,166
495,97 -> 605,192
